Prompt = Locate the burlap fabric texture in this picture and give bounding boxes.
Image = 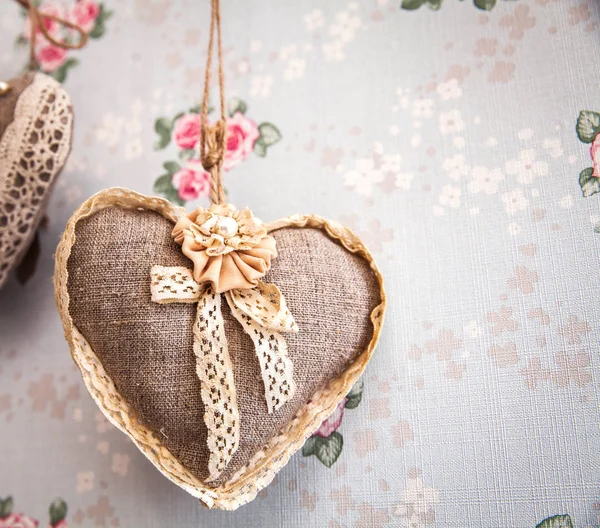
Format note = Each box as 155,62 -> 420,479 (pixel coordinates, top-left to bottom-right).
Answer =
55,188 -> 386,509
0,73 -> 34,139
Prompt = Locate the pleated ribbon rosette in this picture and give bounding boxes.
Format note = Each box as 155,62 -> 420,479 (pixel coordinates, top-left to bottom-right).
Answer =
150,203 -> 298,481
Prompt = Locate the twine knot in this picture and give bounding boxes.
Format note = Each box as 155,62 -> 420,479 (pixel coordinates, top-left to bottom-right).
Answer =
200,120 -> 226,171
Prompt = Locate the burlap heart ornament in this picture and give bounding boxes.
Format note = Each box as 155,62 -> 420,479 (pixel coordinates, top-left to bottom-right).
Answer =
54,188 -> 385,509
0,72 -> 73,288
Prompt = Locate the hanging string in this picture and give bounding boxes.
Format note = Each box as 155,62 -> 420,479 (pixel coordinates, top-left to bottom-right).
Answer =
200,0 -> 227,206
14,0 -> 88,71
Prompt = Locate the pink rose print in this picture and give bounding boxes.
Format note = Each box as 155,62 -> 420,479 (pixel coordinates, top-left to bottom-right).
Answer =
16,1 -> 113,82
173,114 -> 202,150
0,513 -> 39,528
314,398 -> 347,438
223,112 -> 260,171
153,99 -> 281,205
36,44 -> 67,72
23,3 -> 65,40
69,0 -> 101,33
590,134 -> 600,177
172,161 -> 211,201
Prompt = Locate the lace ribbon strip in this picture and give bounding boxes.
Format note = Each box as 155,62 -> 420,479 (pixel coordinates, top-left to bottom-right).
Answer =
150,264 -> 298,481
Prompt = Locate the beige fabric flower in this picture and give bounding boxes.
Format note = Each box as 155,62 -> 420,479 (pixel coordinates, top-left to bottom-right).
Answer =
172,204 -> 277,293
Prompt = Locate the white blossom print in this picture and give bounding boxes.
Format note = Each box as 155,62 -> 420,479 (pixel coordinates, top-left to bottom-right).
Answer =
505,149 -> 549,184
439,185 -> 461,208
469,166 -> 505,194
344,158 -> 384,197
443,154 -> 469,181
501,188 -> 529,214
439,109 -> 466,135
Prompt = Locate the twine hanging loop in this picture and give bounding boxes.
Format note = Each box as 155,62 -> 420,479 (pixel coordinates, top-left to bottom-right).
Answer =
199,0 -> 227,206
15,0 -> 88,71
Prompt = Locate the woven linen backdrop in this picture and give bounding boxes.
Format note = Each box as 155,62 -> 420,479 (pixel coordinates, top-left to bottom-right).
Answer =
0,0 -> 599,526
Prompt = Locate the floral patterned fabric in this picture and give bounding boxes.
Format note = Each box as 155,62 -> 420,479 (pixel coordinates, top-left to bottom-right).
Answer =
17,1 -> 112,82
1,0 -> 599,526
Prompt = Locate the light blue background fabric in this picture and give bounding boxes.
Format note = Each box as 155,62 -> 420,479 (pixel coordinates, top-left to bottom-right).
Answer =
0,0 -> 599,526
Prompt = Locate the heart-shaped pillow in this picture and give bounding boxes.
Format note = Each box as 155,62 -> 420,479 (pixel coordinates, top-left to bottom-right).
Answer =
0,72 -> 73,288
54,188 -> 385,509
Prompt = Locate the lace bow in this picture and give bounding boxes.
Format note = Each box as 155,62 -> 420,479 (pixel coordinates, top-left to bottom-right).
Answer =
150,204 -> 298,481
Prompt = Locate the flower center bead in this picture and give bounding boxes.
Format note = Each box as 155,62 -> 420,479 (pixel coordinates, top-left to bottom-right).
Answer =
214,216 -> 239,239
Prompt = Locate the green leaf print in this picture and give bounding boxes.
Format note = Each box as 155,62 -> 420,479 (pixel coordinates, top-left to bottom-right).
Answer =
89,4 -> 114,39
579,167 -> 600,197
314,432 -> 344,467
576,110 -> 600,143
302,436 -> 319,457
258,123 -> 282,147
473,0 -> 497,10
401,0 -> 444,10
0,496 -> 13,518
50,58 -> 79,84
163,161 -> 181,175
178,148 -> 196,162
49,499 -> 67,526
228,97 -> 248,116
401,0 -> 427,10
303,433 -> 344,467
153,174 -> 173,194
154,118 -> 173,150
153,173 -> 185,205
163,188 -> 185,206
345,380 -> 364,409
254,140 -> 267,157
535,514 -> 573,528
346,379 -> 364,399
255,122 -> 282,158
